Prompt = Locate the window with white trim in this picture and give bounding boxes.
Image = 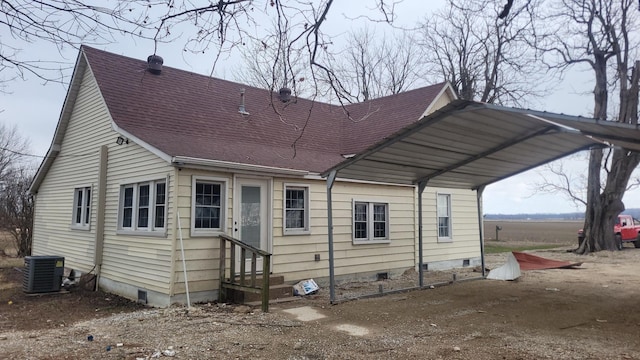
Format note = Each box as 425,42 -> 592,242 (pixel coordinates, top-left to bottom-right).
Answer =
119,180 -> 166,233
352,201 -> 389,243
284,184 -> 310,234
191,177 -> 226,234
72,187 -> 91,229
437,193 -> 452,240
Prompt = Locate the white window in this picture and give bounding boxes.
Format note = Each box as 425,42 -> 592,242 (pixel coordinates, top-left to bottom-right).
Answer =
119,179 -> 166,233
284,184 -> 310,234
352,200 -> 389,243
72,187 -> 91,229
191,177 -> 227,235
437,193 -> 452,241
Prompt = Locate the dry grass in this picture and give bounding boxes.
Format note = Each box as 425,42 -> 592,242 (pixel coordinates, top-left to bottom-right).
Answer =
0,257 -> 23,269
0,230 -> 14,248
0,231 -> 21,268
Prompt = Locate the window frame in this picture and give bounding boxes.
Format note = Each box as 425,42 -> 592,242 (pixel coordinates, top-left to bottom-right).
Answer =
71,186 -> 92,230
117,178 -> 167,236
351,199 -> 390,244
283,183 -> 310,235
191,176 -> 228,236
437,192 -> 452,242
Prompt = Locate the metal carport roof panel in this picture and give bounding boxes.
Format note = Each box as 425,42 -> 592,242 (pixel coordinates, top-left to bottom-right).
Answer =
323,100 -> 640,189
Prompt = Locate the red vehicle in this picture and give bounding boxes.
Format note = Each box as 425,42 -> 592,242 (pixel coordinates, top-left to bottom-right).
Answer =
578,214 -> 640,249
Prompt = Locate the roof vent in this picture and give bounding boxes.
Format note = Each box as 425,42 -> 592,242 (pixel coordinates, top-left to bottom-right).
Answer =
279,87 -> 292,102
147,54 -> 163,75
239,88 -> 250,115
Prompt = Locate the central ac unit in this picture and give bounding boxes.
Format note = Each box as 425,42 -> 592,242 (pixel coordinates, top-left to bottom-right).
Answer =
23,256 -> 65,293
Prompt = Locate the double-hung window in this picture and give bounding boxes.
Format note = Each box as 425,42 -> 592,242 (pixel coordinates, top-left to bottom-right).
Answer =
191,177 -> 226,235
119,179 -> 167,234
437,193 -> 452,241
284,184 -> 310,234
352,200 -> 389,243
72,187 -> 91,229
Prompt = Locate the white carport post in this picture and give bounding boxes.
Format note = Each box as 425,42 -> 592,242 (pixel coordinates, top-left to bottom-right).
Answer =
326,170 -> 338,303
476,186 -> 486,277
417,181 -> 427,287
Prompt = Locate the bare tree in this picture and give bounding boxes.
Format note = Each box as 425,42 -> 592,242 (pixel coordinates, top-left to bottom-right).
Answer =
331,28 -> 426,103
0,166 -> 34,257
1,1 -> 418,102
536,0 -> 640,253
0,1 -> 147,84
0,124 -> 29,183
535,153 -> 590,210
0,124 -> 33,256
233,22 -> 314,99
419,0 -> 547,105
131,0 -> 412,105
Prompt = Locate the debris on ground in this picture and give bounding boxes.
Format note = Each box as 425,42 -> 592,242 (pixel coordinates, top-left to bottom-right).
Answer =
293,279 -> 319,296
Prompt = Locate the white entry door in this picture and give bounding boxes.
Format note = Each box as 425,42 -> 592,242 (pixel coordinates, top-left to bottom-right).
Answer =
234,178 -> 270,273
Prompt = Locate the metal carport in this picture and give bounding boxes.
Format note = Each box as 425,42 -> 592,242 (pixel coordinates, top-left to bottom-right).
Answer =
321,100 -> 640,303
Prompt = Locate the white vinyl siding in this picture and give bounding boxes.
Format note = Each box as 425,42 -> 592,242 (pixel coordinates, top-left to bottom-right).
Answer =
102,151 -> 174,296
32,65 -> 175,301
437,193 -> 452,241
31,67 -> 104,271
272,179 -> 414,281
71,186 -> 91,230
283,184 -> 310,235
418,188 -> 481,265
174,170 -> 232,296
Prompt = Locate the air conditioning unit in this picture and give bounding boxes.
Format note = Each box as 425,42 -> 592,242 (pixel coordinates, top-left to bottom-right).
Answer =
23,256 -> 65,293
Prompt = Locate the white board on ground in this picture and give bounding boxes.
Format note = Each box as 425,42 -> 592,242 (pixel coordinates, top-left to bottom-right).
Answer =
487,252 -> 521,281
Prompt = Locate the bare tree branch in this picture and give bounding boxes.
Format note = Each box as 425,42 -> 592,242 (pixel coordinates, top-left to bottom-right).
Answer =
419,0 -> 547,106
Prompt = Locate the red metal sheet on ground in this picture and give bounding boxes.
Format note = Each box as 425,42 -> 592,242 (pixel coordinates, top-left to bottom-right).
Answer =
512,251 -> 583,270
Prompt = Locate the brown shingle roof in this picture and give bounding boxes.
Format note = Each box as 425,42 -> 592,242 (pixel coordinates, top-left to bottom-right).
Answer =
82,46 -> 448,173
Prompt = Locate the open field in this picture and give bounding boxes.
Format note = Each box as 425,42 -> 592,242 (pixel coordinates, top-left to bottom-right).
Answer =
484,220 -> 581,245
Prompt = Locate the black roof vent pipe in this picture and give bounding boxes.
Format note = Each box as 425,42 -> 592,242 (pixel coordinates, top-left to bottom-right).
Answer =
147,55 -> 163,75
279,87 -> 292,102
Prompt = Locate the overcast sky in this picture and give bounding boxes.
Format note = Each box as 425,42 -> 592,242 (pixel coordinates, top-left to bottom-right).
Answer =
1,0 -> 638,215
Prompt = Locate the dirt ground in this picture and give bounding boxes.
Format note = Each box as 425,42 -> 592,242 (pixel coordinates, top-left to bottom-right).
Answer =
2,242 -> 640,359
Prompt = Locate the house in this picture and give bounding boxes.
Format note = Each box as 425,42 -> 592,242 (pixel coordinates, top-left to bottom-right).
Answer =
29,46 -> 486,307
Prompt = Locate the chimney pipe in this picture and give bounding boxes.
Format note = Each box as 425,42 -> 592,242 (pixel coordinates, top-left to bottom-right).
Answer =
239,88 -> 250,115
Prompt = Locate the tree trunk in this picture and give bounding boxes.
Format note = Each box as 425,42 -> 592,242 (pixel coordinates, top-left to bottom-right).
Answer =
579,59 -> 640,254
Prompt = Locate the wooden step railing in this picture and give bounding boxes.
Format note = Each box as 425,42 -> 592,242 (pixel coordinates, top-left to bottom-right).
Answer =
218,234 -> 272,312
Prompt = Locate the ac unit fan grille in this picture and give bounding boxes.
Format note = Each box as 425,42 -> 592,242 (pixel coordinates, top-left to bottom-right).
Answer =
23,256 -> 64,293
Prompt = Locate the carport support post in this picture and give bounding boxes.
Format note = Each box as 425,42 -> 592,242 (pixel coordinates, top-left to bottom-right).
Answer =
418,181 -> 427,287
326,170 -> 337,303
476,186 -> 486,277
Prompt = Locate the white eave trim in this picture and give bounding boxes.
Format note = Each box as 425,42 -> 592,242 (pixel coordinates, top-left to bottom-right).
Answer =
29,50 -> 88,194
171,156 -> 310,176
110,122 -> 173,163
304,173 -> 415,187
423,82 -> 458,116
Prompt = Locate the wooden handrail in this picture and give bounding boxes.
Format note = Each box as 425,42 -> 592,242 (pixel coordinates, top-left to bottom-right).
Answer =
218,234 -> 271,312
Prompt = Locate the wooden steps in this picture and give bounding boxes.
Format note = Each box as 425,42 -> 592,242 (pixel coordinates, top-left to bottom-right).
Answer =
225,275 -> 295,304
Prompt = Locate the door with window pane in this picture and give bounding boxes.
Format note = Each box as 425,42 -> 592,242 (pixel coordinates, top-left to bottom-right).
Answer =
234,178 -> 269,273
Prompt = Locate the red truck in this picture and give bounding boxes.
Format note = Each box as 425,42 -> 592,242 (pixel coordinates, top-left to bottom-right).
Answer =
578,214 -> 640,249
